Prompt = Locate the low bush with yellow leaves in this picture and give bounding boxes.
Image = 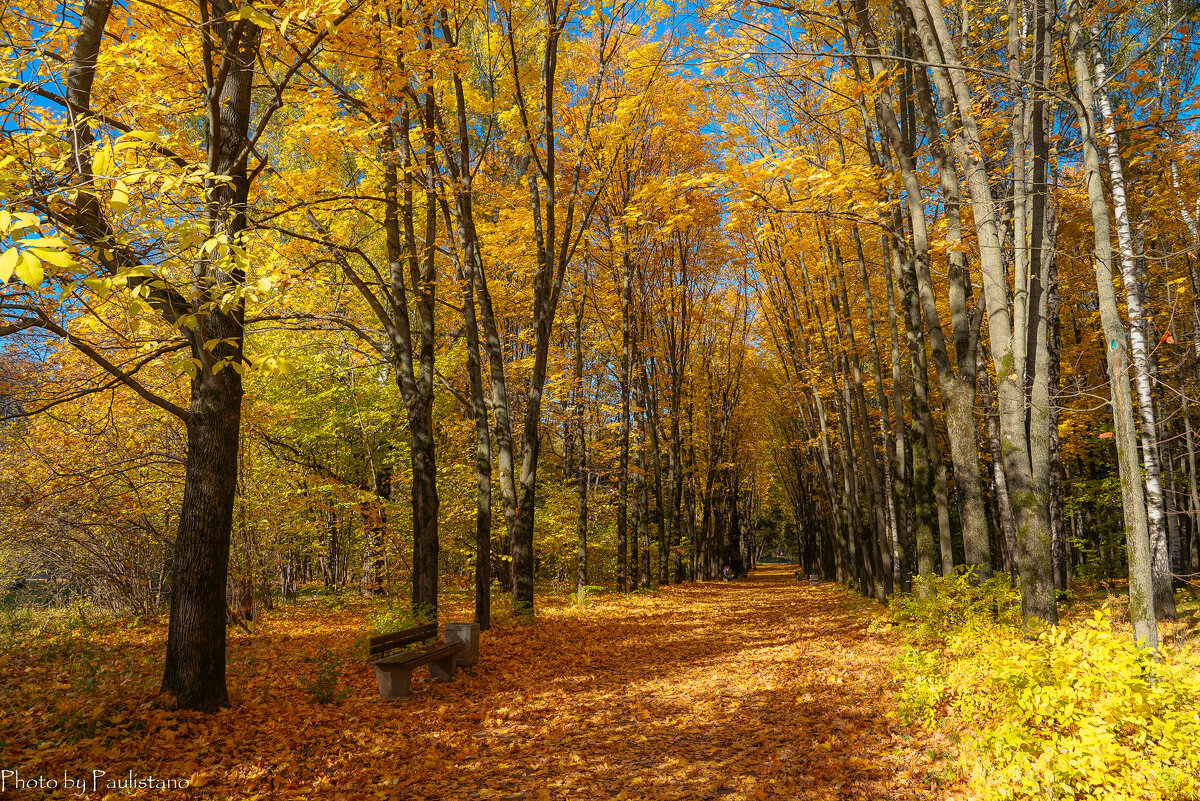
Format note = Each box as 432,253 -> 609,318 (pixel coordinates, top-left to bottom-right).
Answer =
889,572 -> 1200,801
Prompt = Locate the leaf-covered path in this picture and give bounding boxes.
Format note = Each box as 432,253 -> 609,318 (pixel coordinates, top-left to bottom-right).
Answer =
2,566 -> 971,800
387,565 -> 969,801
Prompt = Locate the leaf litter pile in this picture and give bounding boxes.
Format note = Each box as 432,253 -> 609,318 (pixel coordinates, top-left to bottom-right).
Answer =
1,565 -> 969,799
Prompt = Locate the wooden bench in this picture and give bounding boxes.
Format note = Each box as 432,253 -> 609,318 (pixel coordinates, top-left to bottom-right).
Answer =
367,623 -> 464,701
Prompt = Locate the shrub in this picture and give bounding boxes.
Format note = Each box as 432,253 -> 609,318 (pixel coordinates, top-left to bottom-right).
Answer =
366,597 -> 428,636
302,646 -> 350,705
967,611 -> 1200,801
890,591 -> 1200,801
887,567 -> 1022,644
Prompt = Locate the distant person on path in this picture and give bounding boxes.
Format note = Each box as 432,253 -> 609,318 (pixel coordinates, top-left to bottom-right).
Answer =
721,565 -> 733,581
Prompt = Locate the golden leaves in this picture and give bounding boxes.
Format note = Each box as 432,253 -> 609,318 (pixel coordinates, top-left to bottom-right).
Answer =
0,213 -> 72,288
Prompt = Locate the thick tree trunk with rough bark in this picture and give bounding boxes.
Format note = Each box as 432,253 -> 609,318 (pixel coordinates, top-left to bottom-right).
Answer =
903,0 -> 1057,625
382,90 -> 441,619
63,0 -> 258,712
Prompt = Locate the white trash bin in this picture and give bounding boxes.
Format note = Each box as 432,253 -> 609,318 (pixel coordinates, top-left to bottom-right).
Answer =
444,621 -> 480,667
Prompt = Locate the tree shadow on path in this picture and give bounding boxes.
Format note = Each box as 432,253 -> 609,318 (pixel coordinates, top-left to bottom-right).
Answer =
32,566 -> 968,800
328,565 -> 969,801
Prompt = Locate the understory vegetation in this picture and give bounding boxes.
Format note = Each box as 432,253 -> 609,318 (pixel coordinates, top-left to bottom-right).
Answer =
887,573 -> 1200,801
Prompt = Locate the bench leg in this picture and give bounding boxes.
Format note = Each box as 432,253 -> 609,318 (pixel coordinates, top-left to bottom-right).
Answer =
428,654 -> 456,683
373,663 -> 414,700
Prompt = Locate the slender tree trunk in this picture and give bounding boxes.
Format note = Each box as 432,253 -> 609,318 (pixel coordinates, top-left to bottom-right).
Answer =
835,236 -> 891,600
631,342 -> 646,587
637,385 -> 651,589
855,228 -> 897,597
885,232 -> 913,590
437,19 -> 495,626
899,230 -> 938,591
458,258 -> 492,629
572,293 -> 588,605
644,360 -> 669,584
1183,398 -> 1200,575
979,350 -> 1018,576
855,0 -> 980,580
1048,241 -> 1069,592
618,248 -> 632,592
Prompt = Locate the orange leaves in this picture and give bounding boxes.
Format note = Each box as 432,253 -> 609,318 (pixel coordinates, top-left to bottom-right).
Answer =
0,569 -> 968,800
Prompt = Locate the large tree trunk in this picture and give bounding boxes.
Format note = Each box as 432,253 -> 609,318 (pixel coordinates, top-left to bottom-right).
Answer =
904,0 -> 1057,625
161,0 -> 259,712
1091,31 -> 1176,620
1067,0 -> 1157,646
163,366 -> 243,711
58,0 -> 258,712
382,93 -> 440,618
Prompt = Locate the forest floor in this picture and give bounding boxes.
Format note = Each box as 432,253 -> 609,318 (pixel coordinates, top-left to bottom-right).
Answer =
0,565 -> 972,800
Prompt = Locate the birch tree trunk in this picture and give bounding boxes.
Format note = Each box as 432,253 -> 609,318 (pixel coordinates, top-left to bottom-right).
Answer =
1067,0 -> 1157,646
1091,30 -> 1176,619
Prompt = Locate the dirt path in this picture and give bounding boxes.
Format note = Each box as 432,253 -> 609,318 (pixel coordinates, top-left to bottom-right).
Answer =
326,564 -> 970,800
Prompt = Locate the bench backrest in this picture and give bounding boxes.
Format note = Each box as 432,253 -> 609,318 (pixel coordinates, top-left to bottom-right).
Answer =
368,622 -> 438,660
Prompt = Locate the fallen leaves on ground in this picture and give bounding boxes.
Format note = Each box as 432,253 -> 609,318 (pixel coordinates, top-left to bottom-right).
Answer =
0,566 -> 971,799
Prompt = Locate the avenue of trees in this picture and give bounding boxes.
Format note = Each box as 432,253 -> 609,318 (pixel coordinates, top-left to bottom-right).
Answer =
2,0 -> 1198,710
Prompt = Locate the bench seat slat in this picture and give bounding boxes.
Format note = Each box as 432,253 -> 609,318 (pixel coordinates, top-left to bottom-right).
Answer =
371,641 -> 464,668
368,623 -> 439,660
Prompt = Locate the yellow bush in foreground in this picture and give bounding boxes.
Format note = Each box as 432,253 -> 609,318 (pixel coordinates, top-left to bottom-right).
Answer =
890,574 -> 1200,801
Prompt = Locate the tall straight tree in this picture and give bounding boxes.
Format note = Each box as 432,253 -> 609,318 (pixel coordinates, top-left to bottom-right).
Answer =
1090,28 -> 1176,620
1066,0 -> 1157,647
848,0 -> 990,580
499,0 -> 649,614
901,0 -> 1057,624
